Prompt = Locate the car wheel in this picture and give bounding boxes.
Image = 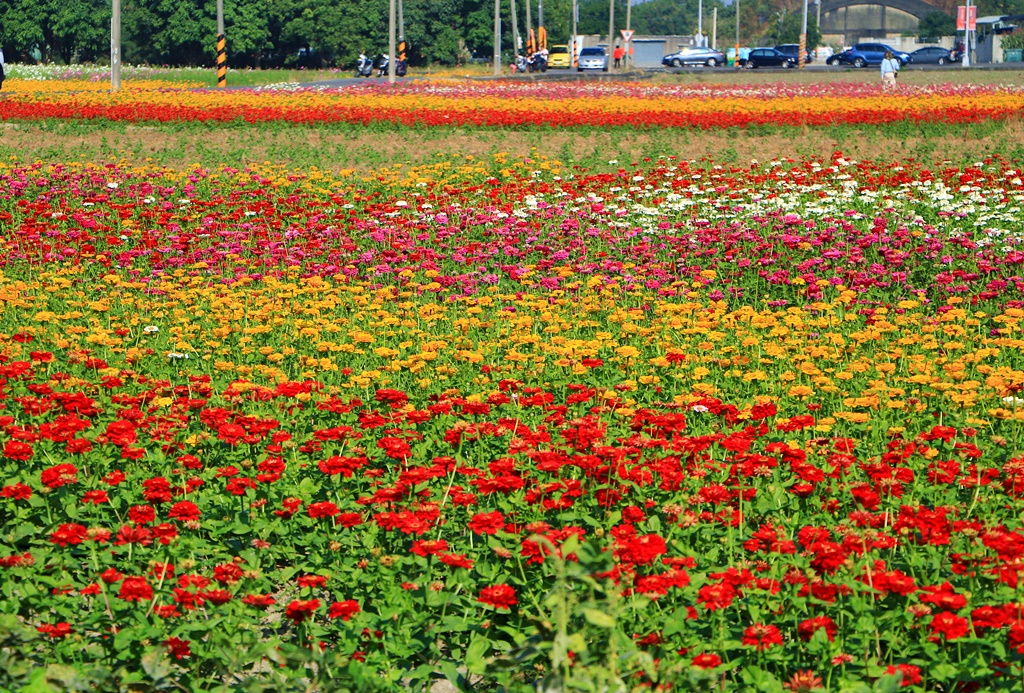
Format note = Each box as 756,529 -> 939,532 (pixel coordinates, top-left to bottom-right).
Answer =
672,58 -> 682,67
938,57 -> 946,65
706,58 -> 717,67
782,60 -> 793,69
853,57 -> 866,68
826,57 -> 836,66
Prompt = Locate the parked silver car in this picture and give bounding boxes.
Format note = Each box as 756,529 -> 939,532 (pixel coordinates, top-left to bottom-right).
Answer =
662,46 -> 726,68
577,46 -> 609,72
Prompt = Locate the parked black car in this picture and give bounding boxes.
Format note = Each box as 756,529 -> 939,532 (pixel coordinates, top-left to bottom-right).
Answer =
907,46 -> 956,65
740,48 -> 797,69
774,44 -> 813,63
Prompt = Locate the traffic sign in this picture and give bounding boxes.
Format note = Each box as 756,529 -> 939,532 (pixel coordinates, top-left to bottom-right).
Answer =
620,29 -> 634,42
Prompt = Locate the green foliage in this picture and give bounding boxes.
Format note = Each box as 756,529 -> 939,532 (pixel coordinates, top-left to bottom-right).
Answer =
765,11 -> 821,50
0,0 -> 109,64
918,11 -> 956,41
1002,30 -> 1024,51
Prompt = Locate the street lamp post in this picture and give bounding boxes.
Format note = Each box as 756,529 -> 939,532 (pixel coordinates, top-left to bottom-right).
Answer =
608,0 -> 615,60
389,0 -> 397,83
625,0 -> 631,67
111,0 -> 121,90
735,0 -> 740,66
494,0 -> 501,75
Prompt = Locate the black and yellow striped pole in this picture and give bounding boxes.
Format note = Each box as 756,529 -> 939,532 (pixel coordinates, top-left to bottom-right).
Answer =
216,0 -> 227,87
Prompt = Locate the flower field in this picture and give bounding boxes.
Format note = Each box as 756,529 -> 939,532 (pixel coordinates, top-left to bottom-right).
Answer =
3,81 -> 1024,129
1,151 -> 1023,692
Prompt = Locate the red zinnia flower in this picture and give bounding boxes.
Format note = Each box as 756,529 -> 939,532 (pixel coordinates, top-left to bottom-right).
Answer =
307,501 -> 340,518
477,584 -> 517,610
697,582 -> 736,611
242,593 -> 276,608
167,501 -> 201,522
884,663 -> 922,687
1,483 -> 32,500
797,616 -> 837,642
328,599 -> 361,621
742,623 -> 783,650
81,490 -> 109,505
691,653 -> 722,669
284,598 -> 320,623
3,441 -> 34,462
118,577 -> 153,602
928,611 -> 970,641
468,511 -> 506,535
40,463 -> 77,488
37,622 -> 73,638
164,637 -> 191,659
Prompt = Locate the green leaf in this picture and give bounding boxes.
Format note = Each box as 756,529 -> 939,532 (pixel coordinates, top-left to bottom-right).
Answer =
22,669 -> 55,693
465,636 -> 490,675
140,647 -> 172,682
583,608 -> 616,628
663,606 -> 691,637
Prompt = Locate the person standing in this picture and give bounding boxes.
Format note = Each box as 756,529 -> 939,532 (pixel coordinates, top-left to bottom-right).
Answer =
613,44 -> 624,69
880,50 -> 900,89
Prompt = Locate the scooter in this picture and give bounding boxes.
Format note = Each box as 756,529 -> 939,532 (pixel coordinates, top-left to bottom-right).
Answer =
527,53 -> 548,73
514,55 -> 528,73
395,59 -> 408,77
376,54 -> 389,77
355,55 -> 373,78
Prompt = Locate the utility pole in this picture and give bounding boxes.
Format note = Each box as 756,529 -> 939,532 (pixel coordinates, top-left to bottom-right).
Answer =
494,0 -> 501,75
625,0 -> 631,67
526,0 -> 532,52
799,0 -> 808,69
399,0 -> 404,40
111,0 -> 121,90
216,0 -> 226,87
816,1 -> 821,31
735,0 -> 740,66
511,0 -> 520,58
389,0 -> 397,83
571,0 -> 578,68
608,0 -> 615,55
539,0 -> 544,27
963,0 -> 972,67
712,8 -> 717,50
698,0 -> 703,40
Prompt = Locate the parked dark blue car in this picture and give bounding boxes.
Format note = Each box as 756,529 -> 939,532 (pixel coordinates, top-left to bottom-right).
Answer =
826,43 -> 910,68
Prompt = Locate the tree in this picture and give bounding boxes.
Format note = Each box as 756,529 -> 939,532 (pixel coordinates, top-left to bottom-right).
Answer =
0,0 -> 109,63
766,11 -> 820,50
918,11 -> 956,41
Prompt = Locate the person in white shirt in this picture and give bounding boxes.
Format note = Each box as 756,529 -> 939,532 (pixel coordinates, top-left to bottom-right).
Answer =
880,50 -> 900,89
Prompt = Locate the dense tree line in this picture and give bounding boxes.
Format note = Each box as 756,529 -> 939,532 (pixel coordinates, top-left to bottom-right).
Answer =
0,0 -> 976,68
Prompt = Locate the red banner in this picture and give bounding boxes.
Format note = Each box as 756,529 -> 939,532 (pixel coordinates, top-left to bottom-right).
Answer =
957,6 -> 977,31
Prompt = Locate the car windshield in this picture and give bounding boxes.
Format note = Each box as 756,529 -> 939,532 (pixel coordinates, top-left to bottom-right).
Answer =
580,48 -> 605,56
550,47 -> 568,54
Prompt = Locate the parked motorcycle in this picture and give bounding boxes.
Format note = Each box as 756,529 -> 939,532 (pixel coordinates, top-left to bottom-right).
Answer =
376,54 -> 389,77
354,54 -> 373,78
395,59 -> 408,77
527,53 -> 548,73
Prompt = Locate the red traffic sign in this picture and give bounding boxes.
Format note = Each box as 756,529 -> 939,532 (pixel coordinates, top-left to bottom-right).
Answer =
620,29 -> 635,42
